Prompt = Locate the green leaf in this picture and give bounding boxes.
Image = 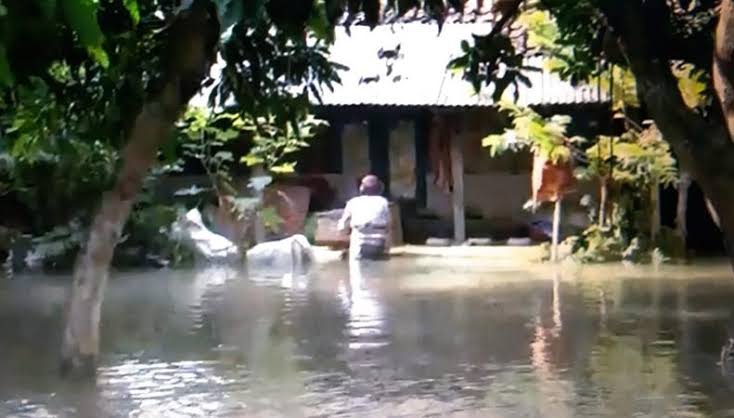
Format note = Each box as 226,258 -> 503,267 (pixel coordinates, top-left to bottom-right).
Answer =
217,129 -> 240,141
270,162 -> 296,173
241,154 -> 264,166
214,151 -> 233,161
0,44 -> 13,87
62,0 -> 108,67
87,46 -> 109,68
673,63 -> 707,109
123,0 -> 140,25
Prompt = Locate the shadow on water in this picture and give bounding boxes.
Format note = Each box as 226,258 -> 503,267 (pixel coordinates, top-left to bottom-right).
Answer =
2,259 -> 734,416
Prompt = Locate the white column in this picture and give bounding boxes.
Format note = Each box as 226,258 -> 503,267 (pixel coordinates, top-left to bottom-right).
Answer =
450,135 -> 465,244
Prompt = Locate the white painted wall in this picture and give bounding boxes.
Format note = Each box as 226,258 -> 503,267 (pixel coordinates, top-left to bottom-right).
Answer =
334,119 -> 592,230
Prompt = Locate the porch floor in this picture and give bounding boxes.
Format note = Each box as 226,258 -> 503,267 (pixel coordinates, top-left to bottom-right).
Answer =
390,244 -> 546,262
312,245 -> 547,263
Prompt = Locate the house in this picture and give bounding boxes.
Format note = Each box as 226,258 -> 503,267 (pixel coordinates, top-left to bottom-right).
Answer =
185,2 -> 612,245
296,12 -> 611,244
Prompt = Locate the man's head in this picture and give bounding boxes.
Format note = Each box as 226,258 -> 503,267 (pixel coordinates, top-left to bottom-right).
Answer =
359,174 -> 383,196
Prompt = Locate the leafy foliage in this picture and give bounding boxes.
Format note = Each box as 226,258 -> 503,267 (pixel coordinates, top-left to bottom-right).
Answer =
241,114 -> 326,174
672,62 -> 709,110
449,33 -> 535,101
482,101 -> 584,164
578,125 -> 678,189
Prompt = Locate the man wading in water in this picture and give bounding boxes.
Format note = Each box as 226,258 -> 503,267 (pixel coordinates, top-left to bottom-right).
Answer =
338,175 -> 391,260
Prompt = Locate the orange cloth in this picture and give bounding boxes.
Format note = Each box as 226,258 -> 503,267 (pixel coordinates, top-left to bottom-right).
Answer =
428,114 -> 453,194
531,154 -> 576,203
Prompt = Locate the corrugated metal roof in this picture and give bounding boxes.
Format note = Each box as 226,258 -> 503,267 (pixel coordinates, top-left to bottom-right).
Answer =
347,0 -> 494,24
190,18 -> 608,110
317,23 -> 608,107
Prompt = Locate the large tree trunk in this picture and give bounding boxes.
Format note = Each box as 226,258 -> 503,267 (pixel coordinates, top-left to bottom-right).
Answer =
598,178 -> 608,227
601,0 -> 734,269
650,181 -> 660,242
676,172 -> 691,241
715,0 -> 734,143
60,3 -> 218,377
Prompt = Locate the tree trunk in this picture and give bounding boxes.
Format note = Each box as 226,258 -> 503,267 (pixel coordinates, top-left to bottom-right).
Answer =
551,198 -> 562,262
715,0 -> 734,142
650,181 -> 660,242
598,178 -> 608,227
60,3 -> 218,377
706,197 -> 721,228
676,172 -> 691,241
601,0 -> 734,270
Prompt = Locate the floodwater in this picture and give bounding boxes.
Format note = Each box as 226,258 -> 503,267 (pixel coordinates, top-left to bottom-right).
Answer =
2,259 -> 734,417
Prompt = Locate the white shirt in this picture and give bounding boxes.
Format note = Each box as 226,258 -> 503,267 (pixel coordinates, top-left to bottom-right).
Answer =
338,195 -> 390,248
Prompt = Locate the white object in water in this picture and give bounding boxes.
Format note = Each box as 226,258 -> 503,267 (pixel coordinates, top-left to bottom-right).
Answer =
246,234 -> 314,278
174,209 -> 241,261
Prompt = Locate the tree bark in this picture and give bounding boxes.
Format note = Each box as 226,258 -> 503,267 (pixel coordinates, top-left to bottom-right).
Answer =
676,172 -> 691,241
598,178 -> 608,227
601,0 -> 734,269
551,198 -> 562,262
706,197 -> 721,228
715,0 -> 734,142
60,3 -> 218,377
650,181 -> 660,242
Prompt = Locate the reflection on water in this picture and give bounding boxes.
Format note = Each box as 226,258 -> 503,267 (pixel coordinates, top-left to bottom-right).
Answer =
2,260 -> 734,417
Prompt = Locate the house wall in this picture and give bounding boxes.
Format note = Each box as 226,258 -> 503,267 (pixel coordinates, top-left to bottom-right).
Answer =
156,106 -> 594,234
332,113 -> 592,231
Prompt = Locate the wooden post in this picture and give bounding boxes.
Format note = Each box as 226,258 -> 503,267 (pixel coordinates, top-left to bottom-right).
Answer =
450,134 -> 465,244
551,198 -> 562,262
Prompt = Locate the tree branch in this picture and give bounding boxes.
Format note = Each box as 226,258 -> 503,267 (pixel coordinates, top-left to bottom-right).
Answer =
600,0 -> 734,179
489,0 -> 525,37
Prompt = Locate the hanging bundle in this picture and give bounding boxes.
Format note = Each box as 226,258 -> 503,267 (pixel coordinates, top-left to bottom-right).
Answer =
531,153 -> 576,206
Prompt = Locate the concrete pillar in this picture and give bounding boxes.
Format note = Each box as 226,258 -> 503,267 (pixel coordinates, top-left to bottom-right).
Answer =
450,135 -> 465,244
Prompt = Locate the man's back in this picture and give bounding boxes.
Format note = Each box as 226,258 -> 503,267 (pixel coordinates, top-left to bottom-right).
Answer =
338,174 -> 391,260
344,195 -> 390,230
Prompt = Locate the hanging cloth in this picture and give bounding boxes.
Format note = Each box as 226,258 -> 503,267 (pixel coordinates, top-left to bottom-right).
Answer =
428,114 -> 453,194
531,154 -> 576,204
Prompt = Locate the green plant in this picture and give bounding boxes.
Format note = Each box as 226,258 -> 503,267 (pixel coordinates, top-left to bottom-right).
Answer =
117,203 -> 194,268
241,114 -> 326,174
566,224 -> 625,263
483,101 -> 585,164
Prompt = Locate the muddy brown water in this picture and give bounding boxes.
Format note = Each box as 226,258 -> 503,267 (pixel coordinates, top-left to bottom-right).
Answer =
2,259 -> 734,417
